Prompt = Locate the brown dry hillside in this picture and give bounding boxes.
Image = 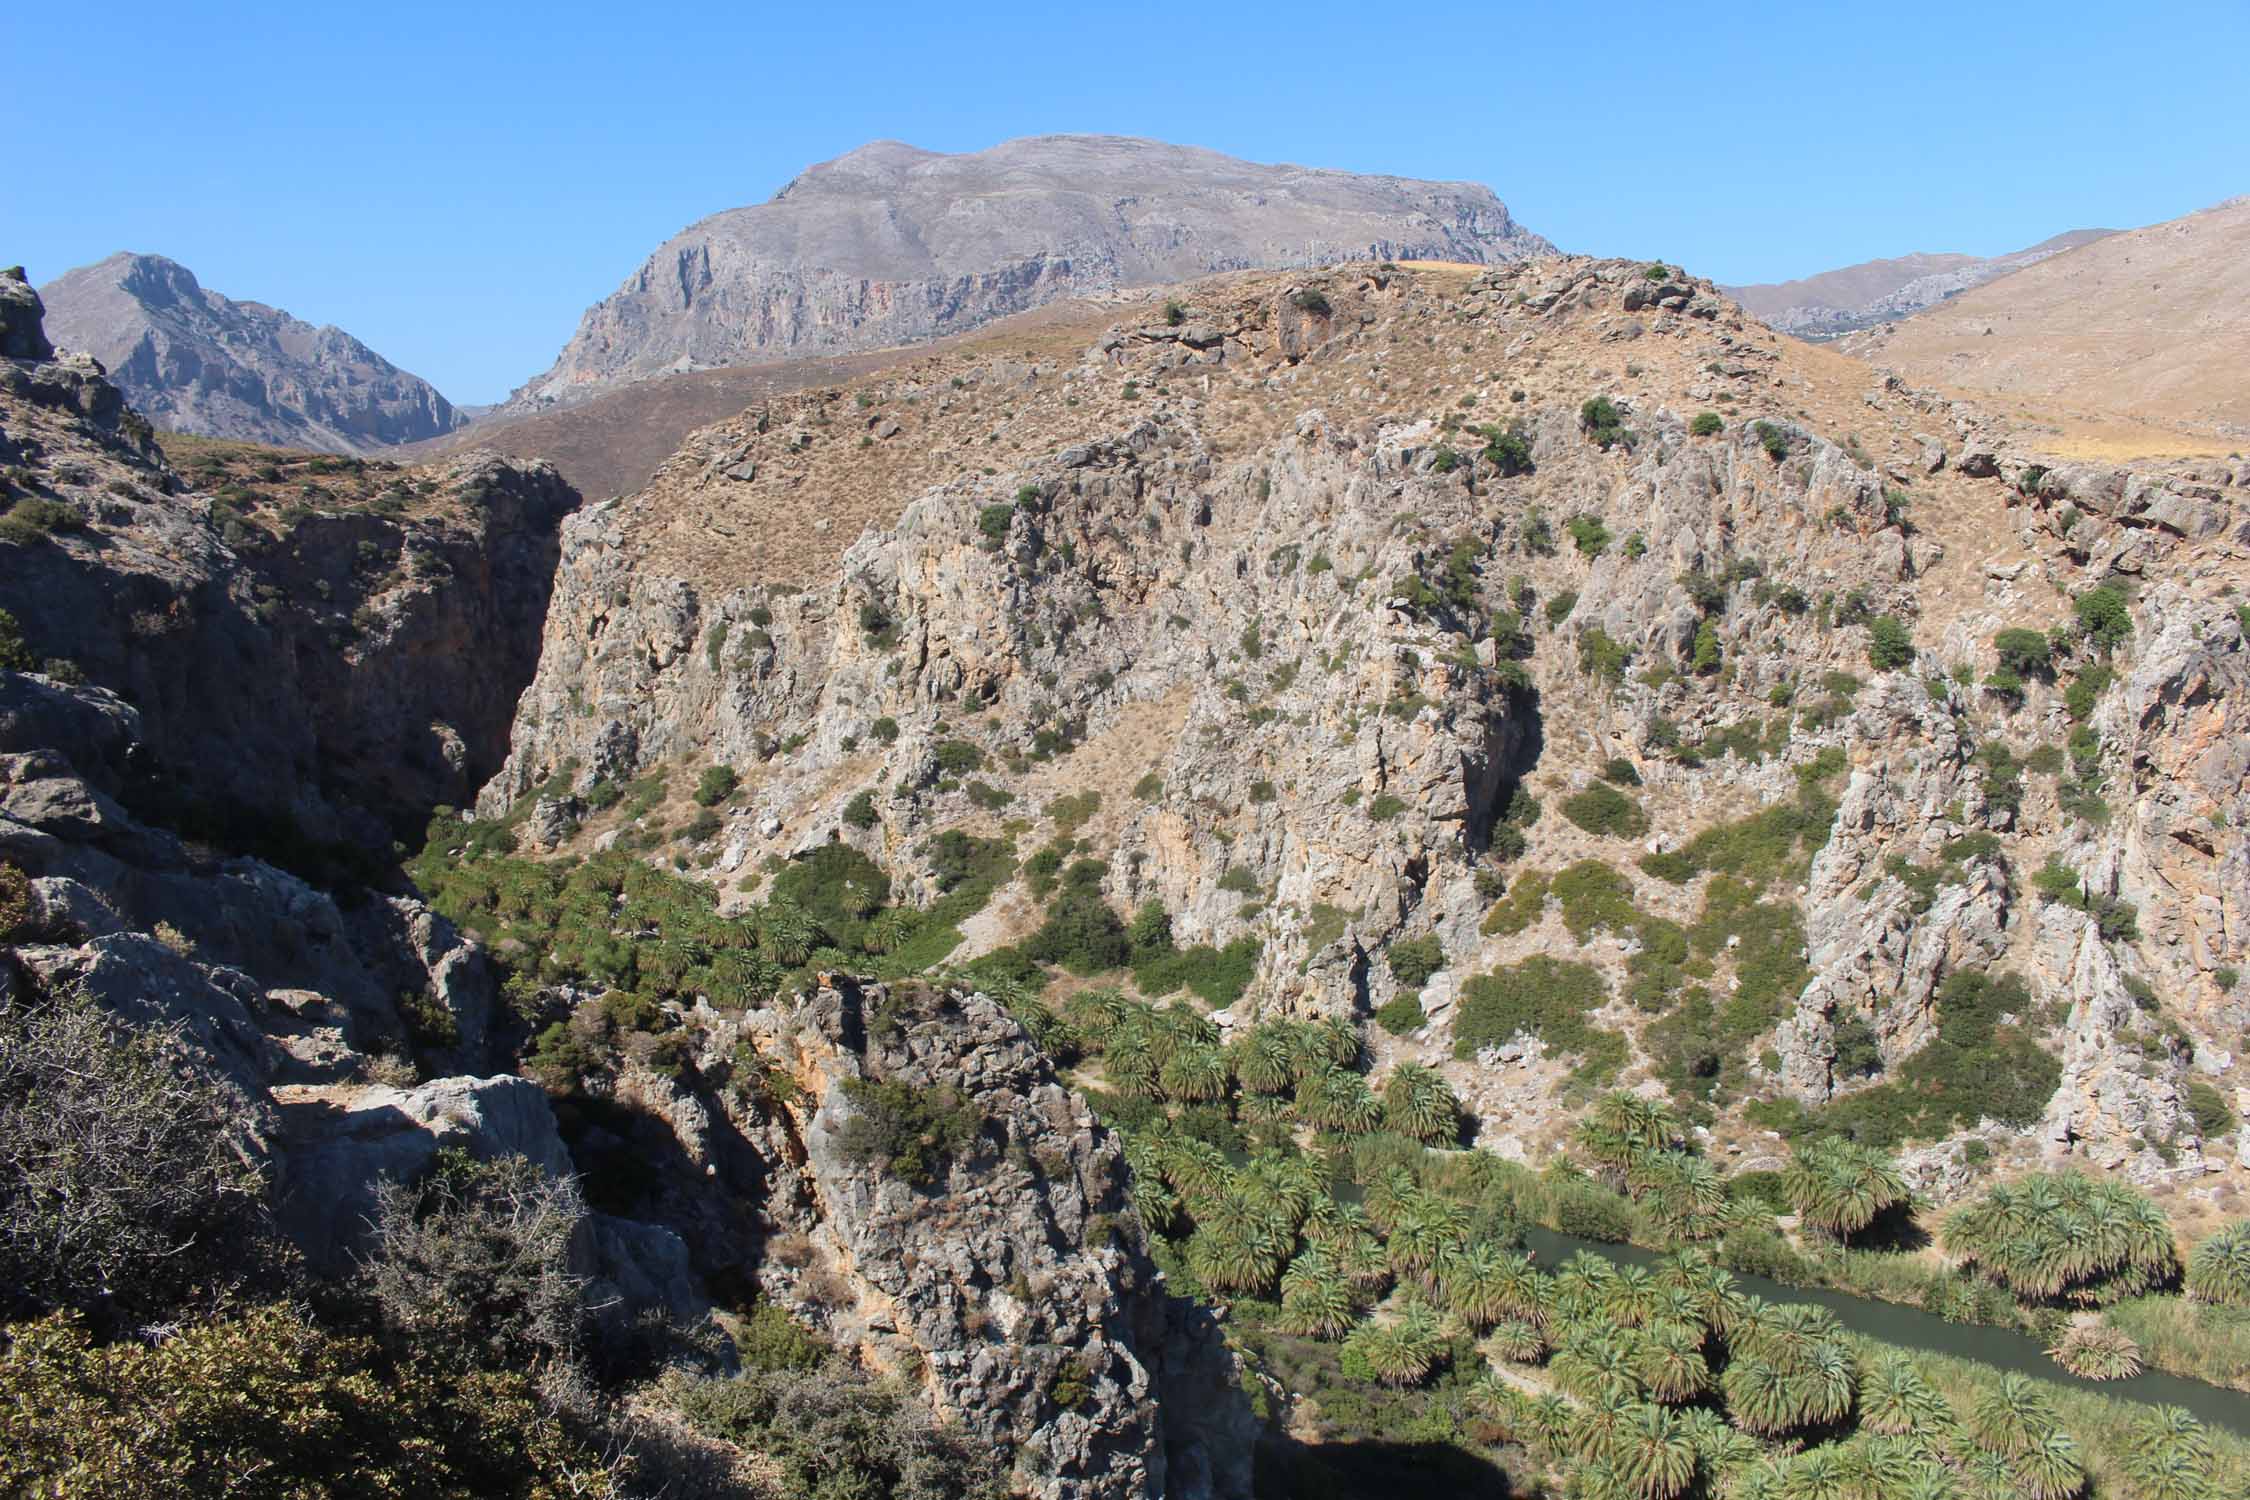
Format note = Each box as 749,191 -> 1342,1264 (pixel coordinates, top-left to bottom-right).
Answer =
1843,196 -> 2250,448
401,297 -> 1126,500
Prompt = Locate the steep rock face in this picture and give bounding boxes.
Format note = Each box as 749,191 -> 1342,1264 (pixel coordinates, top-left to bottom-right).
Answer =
481,255 -> 2250,1205
508,134 -> 1548,412
750,978 -> 1241,1499
37,253 -> 466,453
1,307 -> 578,845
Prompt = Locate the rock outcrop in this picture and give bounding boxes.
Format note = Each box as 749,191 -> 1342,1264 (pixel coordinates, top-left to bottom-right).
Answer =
2,298 -> 578,844
38,253 -> 467,453
506,134 -> 1549,413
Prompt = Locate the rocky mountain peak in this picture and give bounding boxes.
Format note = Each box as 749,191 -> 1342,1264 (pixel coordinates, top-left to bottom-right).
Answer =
37,252 -> 469,454
504,134 -> 1550,413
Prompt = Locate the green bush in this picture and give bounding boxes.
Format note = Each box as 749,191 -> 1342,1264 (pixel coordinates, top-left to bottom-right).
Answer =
842,790 -> 878,829
677,1363 -> 998,1500
1133,936 -> 1261,1008
1992,627 -> 2053,680
978,502 -> 1016,540
1866,615 -> 1915,671
1690,411 -> 1723,437
693,765 -> 738,805
1567,513 -> 1611,557
1454,957 -> 1611,1061
0,609 -> 35,672
1561,783 -> 1649,839
1754,421 -> 1790,460
2075,585 -> 2133,652
833,1076 -> 985,1187
1374,993 -> 1427,1036
1579,396 -> 1624,449
1388,934 -> 1445,992
1478,424 -> 1534,476
0,1304 -> 625,1497
1812,970 -> 2059,1148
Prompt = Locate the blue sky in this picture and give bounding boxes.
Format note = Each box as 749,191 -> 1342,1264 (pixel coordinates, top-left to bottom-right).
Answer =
7,2 -> 2246,404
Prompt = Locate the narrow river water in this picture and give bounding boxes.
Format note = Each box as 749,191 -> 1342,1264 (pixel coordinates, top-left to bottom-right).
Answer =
1522,1228 -> 2250,1438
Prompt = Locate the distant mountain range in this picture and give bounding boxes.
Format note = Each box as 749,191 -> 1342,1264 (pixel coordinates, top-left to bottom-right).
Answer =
502,133 -> 1551,413
1724,229 -> 2116,339
1839,196 -> 2250,439
38,253 -> 466,453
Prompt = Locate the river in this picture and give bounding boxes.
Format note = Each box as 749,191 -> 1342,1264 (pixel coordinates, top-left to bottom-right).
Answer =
1522,1227 -> 2250,1438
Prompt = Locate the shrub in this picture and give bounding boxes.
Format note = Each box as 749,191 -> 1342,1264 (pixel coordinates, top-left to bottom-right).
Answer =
1579,396 -> 1624,449
842,790 -> 878,829
2074,585 -> 2133,652
932,739 -> 985,775
1430,445 -> 1459,474
0,1304 -> 624,1497
1388,934 -> 1445,992
1289,288 -> 1332,315
1753,421 -> 1789,460
1993,627 -> 2053,680
1545,590 -> 1579,625
1374,993 -> 1427,1036
1600,757 -> 1641,786
693,764 -> 738,805
1478,424 -> 1534,475
1811,970 -> 2058,1148
1690,411 -> 1723,437
1132,936 -> 1261,1008
678,1363 -> 998,1500
1567,513 -> 1611,557
364,1151 -> 590,1374
1866,615 -> 1915,671
0,498 -> 85,544
977,502 -> 1015,540
0,608 -> 37,671
1454,957 -> 1610,1059
1369,793 -> 1407,821
1577,627 -> 1630,685
1,983 -> 269,1329
834,1076 -> 984,1187
1561,783 -> 1649,839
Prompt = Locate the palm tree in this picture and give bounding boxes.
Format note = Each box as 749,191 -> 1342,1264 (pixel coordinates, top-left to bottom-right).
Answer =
1381,1062 -> 1461,1143
1105,1036 -> 1161,1099
1438,1242 -> 1515,1330
1635,1322 -> 1710,1405
757,898 -> 825,965
1784,1137 -> 1908,1242
1159,1042 -> 1230,1102
1307,1015 -> 1360,1068
1720,1358 -> 1798,1438
1858,1355 -> 1938,1437
1967,1373 -> 2053,1460
2123,1405 -> 2214,1500
2186,1219 -> 2250,1306
1604,1265 -> 1665,1329
1387,1193 -> 1468,1283
2012,1426 -> 2085,1500
1485,1317 -> 1546,1364
2045,1320 -> 2143,1380
1280,1265 -> 1358,1339
1609,1401 -> 1697,1500
1232,1028 -> 1297,1095
1778,1447 -> 1848,1500
1798,1341 -> 1856,1427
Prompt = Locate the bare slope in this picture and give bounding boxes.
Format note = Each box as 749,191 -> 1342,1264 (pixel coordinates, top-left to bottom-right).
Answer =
1726,229 -> 2113,339
505,134 -> 1549,413
38,253 -> 467,453
1842,197 -> 2250,439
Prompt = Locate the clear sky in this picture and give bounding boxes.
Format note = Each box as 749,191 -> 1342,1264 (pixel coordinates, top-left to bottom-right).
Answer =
8,1 -> 2246,404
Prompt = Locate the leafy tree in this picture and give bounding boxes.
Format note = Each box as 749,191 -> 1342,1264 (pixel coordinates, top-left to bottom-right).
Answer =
2075,585 -> 2132,651
1866,615 -> 1914,671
